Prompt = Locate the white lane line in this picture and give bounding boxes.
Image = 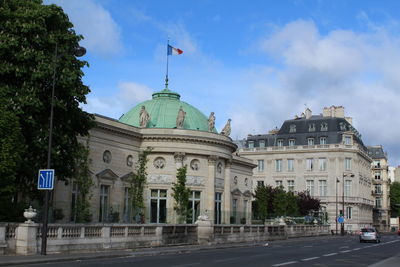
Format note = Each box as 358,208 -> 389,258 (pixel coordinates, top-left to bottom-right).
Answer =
172,263 -> 201,267
353,248 -> 361,251
214,257 -> 241,263
339,250 -> 351,253
301,257 -> 320,261
323,253 -> 338,257
272,261 -> 298,266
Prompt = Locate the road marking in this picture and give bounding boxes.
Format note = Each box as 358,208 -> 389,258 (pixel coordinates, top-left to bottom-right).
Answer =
301,257 -> 320,261
272,261 -> 297,266
339,250 -> 351,253
339,246 -> 349,249
323,253 -> 338,256
214,257 -> 241,263
172,263 -> 201,267
352,248 -> 361,251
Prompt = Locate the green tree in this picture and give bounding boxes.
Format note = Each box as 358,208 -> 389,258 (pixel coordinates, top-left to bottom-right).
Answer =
0,0 -> 95,207
286,191 -> 299,216
390,182 -> 400,217
172,165 -> 190,223
71,142 -> 93,222
273,186 -> 288,217
129,148 -> 152,222
297,191 -> 321,216
253,185 -> 268,221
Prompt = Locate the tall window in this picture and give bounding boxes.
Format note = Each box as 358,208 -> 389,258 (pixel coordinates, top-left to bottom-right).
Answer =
70,181 -> 78,222
188,191 -> 201,224
346,207 -> 352,219
123,187 -> 131,222
287,180 -> 295,192
259,140 -> 265,148
248,141 -> 254,149
320,137 -> 327,145
319,158 -> 327,171
375,197 -> 382,208
277,139 -> 284,147
288,139 -> 295,146
215,193 -> 222,224
289,124 -> 296,133
344,180 -> 352,196
257,160 -> 264,171
306,158 -> 314,171
232,199 -> 238,224
308,138 -> 315,146
306,180 -> 315,196
276,180 -> 283,187
374,171 -> 381,180
319,180 -> 327,196
150,189 -> 167,223
257,180 -> 264,187
287,159 -> 294,171
99,185 -> 110,222
309,123 -> 316,132
243,200 -> 248,223
375,185 -> 382,194
344,136 -> 352,145
275,159 -> 282,172
345,158 -> 351,171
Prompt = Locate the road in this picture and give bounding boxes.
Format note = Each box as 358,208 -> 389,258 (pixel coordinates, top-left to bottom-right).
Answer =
29,235 -> 400,267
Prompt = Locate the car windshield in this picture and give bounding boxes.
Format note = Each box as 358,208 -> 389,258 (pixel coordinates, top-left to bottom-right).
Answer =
361,228 -> 375,233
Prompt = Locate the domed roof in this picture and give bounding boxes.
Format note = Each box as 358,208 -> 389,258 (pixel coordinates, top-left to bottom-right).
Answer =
119,88 -> 217,133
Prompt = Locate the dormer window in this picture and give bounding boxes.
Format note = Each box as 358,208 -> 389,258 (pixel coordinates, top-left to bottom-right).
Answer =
259,140 -> 265,148
339,122 -> 347,131
248,141 -> 254,148
288,139 -> 295,146
308,123 -> 316,132
277,139 -> 284,147
289,124 -> 296,133
307,138 -> 315,146
344,136 -> 352,145
321,122 -> 328,131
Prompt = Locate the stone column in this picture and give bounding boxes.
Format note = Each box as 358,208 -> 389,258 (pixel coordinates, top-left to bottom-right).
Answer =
16,223 -> 39,255
223,160 -> 232,224
196,218 -> 214,245
206,155 -> 218,223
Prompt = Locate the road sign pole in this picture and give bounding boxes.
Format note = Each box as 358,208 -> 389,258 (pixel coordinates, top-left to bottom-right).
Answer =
41,191 -> 49,254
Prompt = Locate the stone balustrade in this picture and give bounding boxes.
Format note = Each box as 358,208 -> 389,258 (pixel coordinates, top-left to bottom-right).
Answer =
0,222 -> 330,255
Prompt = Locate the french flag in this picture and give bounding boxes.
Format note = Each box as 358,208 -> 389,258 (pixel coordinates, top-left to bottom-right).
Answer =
167,45 -> 183,55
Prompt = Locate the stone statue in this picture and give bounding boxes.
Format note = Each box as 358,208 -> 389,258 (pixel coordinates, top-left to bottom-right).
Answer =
176,106 -> 186,129
221,119 -> 231,136
139,106 -> 150,127
208,112 -> 215,132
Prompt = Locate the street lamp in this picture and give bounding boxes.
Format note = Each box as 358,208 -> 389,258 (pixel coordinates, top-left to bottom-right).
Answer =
341,172 -> 355,236
41,43 -> 86,255
336,178 -> 340,235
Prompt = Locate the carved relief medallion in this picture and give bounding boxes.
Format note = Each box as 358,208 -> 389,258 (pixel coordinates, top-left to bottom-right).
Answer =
153,157 -> 166,169
126,155 -> 133,167
190,159 -> 200,171
244,178 -> 249,186
233,176 -> 238,185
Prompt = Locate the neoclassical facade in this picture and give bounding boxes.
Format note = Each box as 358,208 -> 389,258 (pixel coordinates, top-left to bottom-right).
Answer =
238,106 -> 374,231
54,88 -> 255,224
367,145 -> 391,230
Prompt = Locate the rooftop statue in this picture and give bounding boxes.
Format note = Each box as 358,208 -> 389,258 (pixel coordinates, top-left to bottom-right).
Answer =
208,112 -> 215,132
139,106 -> 150,127
176,106 -> 186,129
221,119 -> 231,136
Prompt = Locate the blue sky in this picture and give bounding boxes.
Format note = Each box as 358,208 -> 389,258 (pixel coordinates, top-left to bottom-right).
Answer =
46,0 -> 400,166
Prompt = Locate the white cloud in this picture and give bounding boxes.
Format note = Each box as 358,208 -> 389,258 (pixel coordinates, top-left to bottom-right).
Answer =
45,0 -> 122,56
84,82 -> 152,119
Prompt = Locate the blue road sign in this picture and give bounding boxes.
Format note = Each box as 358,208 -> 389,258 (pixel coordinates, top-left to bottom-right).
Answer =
38,169 -> 55,190
337,216 -> 345,224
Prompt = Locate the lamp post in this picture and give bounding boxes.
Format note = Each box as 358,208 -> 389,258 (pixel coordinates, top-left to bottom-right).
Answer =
341,172 -> 355,236
336,178 -> 339,235
41,43 -> 86,255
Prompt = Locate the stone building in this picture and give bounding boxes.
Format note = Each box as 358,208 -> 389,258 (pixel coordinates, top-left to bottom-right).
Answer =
238,106 -> 373,231
53,88 -> 255,224
367,145 -> 391,230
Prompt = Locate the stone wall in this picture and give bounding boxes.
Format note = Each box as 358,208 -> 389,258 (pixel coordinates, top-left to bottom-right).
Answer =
0,222 -> 330,255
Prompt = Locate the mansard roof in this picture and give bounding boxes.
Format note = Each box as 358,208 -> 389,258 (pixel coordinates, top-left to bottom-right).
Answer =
367,146 -> 387,160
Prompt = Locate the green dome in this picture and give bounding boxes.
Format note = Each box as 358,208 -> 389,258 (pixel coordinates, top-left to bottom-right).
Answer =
119,89 -> 217,133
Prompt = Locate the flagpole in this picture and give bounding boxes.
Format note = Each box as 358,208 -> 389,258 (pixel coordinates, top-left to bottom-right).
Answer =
165,38 -> 169,89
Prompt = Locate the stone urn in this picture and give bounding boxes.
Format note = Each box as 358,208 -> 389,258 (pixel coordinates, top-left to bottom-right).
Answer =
23,206 -> 37,223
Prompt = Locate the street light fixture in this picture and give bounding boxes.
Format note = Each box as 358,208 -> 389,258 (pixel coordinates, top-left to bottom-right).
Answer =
41,43 -> 86,255
341,172 -> 355,236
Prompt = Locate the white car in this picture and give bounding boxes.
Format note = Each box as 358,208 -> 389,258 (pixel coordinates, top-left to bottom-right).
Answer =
359,228 -> 381,243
